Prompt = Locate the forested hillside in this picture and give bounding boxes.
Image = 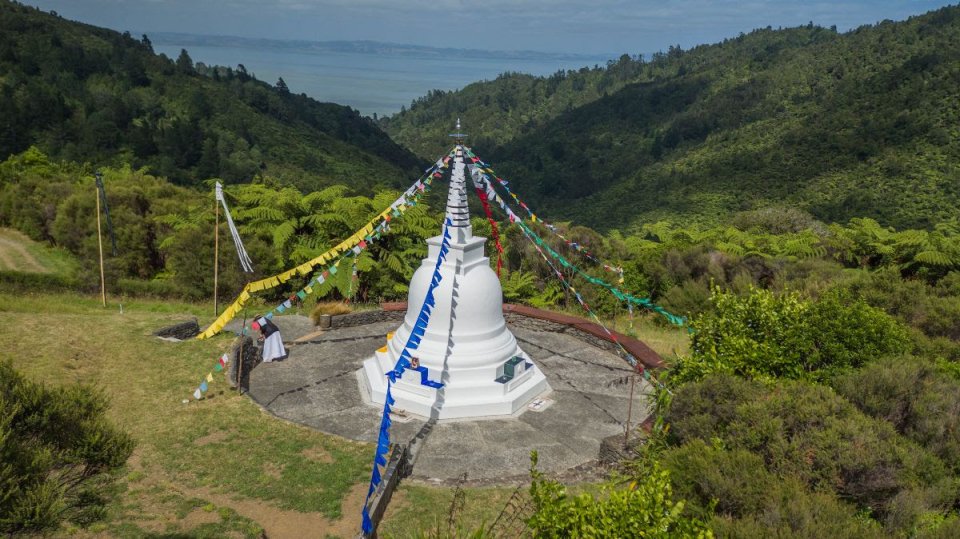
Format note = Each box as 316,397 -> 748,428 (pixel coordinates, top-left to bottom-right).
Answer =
384,7 -> 960,232
0,0 -> 421,192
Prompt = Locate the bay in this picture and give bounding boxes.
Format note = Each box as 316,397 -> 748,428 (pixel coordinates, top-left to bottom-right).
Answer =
153,41 -> 607,118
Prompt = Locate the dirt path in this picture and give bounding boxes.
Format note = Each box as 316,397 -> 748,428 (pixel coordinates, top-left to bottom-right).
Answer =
127,449 -> 366,538
189,482 -> 368,539
0,233 -> 48,273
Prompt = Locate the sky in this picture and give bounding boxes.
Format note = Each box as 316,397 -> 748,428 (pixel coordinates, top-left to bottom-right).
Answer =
21,0 -> 955,56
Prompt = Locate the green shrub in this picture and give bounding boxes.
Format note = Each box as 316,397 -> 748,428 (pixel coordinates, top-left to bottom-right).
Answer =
883,479 -> 960,537
841,268 -> 960,340
667,375 -> 949,513
673,286 -> 909,382
0,270 -> 78,292
663,440 -> 883,538
527,452 -> 712,538
0,361 -> 135,533
833,357 -> 960,472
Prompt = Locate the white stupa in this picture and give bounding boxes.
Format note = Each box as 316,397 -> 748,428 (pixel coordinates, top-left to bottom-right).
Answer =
361,129 -> 551,419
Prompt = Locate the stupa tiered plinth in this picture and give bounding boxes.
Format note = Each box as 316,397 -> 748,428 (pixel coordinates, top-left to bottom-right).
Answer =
361,144 -> 550,419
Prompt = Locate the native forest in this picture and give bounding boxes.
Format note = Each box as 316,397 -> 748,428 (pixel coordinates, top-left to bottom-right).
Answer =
1,0 -> 960,536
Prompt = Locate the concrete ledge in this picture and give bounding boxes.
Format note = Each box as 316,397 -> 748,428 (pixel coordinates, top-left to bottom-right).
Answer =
368,302 -> 664,371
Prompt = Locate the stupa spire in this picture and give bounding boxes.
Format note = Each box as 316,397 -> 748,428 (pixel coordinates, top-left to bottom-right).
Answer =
445,145 -> 471,240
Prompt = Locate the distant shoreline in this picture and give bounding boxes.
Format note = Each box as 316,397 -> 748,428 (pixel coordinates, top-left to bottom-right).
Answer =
151,35 -> 611,117
147,31 -> 613,63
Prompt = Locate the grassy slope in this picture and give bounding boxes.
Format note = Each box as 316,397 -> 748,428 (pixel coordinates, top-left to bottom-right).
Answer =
0,291 -> 373,537
0,227 -> 78,274
0,287 -> 685,537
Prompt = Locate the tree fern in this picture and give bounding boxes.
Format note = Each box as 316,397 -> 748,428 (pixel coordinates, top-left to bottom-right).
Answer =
913,250 -> 955,267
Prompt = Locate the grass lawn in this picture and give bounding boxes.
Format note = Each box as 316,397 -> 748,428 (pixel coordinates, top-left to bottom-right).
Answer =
0,281 -> 674,537
0,290 -> 373,538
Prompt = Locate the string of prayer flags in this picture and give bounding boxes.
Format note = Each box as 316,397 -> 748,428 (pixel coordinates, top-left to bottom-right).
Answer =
465,149 -> 683,326
515,219 -> 685,326
464,148 -> 625,281
197,149 -> 456,340
94,172 -> 118,256
362,218 -> 453,534
515,218 -> 662,386
468,166 -> 504,276
190,352 -> 232,400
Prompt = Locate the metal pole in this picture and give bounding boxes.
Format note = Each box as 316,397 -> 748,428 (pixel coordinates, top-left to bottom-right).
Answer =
214,198 -> 220,316
624,368 -> 637,447
95,176 -> 106,307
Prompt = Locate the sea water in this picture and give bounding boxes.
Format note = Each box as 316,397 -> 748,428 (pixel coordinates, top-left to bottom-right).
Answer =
154,43 -> 606,117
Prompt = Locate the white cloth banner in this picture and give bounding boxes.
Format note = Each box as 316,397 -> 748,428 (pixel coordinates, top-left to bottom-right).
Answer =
215,181 -> 255,273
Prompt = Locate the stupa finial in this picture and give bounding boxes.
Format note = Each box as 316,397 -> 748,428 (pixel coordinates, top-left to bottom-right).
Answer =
448,118 -> 467,145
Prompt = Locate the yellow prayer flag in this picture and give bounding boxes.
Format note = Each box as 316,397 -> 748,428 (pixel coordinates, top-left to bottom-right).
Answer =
206,373 -> 214,383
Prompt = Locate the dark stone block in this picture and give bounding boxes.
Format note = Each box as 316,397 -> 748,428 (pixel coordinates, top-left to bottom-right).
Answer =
153,319 -> 200,340
229,336 -> 261,393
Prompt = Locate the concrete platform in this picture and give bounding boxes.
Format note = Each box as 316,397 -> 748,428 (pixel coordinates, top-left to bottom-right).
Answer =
245,316 -> 654,484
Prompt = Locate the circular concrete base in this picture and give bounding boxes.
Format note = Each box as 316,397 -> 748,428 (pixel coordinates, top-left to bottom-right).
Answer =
244,315 -> 653,484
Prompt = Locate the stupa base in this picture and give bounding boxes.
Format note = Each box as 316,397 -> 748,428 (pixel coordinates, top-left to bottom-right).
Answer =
360,355 -> 551,420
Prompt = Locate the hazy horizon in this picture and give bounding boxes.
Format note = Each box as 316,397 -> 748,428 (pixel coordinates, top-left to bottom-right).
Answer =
21,0 -> 955,57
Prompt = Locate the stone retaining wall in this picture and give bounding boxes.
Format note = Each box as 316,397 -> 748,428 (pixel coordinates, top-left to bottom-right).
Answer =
330,309 -> 405,329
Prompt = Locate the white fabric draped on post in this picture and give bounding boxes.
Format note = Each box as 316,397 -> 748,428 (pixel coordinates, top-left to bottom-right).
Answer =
215,181 -> 255,273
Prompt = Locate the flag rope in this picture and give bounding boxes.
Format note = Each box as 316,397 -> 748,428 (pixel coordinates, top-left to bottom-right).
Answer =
514,214 -> 664,387
465,148 -> 624,282
196,149 -> 456,340
467,159 -> 684,326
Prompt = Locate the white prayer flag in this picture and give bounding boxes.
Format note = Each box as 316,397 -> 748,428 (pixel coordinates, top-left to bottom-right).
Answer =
215,182 -> 255,273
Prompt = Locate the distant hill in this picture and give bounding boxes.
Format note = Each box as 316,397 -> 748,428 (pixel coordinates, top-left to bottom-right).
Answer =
384,7 -> 960,231
0,0 -> 421,192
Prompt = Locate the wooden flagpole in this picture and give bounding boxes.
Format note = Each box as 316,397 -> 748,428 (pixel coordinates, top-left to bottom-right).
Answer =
95,173 -> 106,308
236,305 -> 249,394
214,196 -> 220,316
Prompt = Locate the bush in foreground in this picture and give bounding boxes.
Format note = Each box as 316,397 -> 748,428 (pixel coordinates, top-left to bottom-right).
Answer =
0,361 -> 135,533
527,451 -> 713,538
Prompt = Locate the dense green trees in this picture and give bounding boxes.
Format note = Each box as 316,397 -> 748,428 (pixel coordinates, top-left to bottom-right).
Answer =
0,147 -> 443,302
385,6 -> 960,232
0,0 -> 420,192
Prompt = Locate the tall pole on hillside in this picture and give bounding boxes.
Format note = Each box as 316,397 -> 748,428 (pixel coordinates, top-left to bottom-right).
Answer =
624,366 -> 638,447
95,172 -> 106,307
214,195 -> 220,316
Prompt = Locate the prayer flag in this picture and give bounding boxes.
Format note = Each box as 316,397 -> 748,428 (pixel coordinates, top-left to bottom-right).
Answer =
215,182 -> 255,273
193,388 -> 202,400
206,373 -> 214,383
